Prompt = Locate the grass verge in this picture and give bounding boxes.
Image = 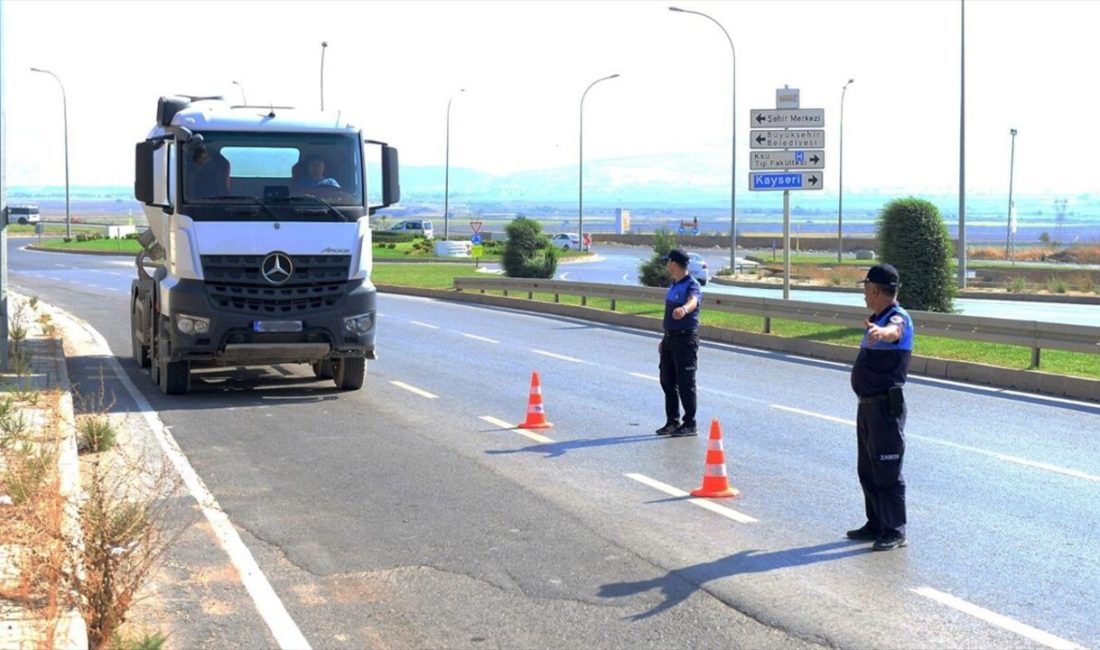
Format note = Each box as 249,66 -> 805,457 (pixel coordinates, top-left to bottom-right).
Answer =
376,264 -> 1100,381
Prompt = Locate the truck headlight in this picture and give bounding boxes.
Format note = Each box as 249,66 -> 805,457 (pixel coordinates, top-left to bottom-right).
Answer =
343,312 -> 374,335
176,314 -> 211,335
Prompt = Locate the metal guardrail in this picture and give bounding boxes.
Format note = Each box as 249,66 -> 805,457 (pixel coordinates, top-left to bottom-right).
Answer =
453,276 -> 1100,368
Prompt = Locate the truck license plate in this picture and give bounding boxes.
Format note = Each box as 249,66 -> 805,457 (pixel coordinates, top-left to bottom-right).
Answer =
252,320 -> 303,333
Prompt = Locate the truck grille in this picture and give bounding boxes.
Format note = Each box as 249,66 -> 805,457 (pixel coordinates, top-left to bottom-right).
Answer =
201,254 -> 351,314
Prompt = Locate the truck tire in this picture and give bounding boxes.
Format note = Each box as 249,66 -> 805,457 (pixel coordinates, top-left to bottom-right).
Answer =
332,357 -> 365,391
155,321 -> 190,395
131,300 -> 151,368
312,360 -> 334,379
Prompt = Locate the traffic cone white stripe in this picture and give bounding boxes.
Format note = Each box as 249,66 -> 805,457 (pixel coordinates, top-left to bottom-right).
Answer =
708,440 -> 724,451
705,465 -> 728,477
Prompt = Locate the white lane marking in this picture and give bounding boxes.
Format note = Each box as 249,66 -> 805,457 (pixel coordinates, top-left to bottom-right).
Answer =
39,299 -> 311,650
480,415 -> 554,444
461,332 -> 500,344
625,473 -> 757,524
390,380 -> 438,399
621,274 -> 629,282
630,372 -> 659,382
410,320 -> 440,329
769,403 -> 1099,485
559,272 -> 570,281
912,587 -> 1082,650
532,349 -> 586,363
770,403 -> 854,426
995,455 -> 1100,483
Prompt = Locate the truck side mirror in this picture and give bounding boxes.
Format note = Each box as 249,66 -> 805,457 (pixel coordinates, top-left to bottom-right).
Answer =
134,139 -> 172,209
381,145 -> 400,207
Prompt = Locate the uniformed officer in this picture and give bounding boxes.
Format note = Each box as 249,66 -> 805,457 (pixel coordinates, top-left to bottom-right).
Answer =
655,248 -> 703,438
847,263 -> 913,551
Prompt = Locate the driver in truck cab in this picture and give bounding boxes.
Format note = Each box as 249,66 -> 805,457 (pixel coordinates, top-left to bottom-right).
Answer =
188,147 -> 232,198
295,154 -> 341,189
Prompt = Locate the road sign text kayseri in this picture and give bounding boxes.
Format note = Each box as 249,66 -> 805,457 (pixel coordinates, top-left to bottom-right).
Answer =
749,172 -> 824,191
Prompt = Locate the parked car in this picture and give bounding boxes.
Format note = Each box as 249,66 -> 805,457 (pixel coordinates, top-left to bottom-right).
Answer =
550,233 -> 581,250
387,219 -> 434,239
687,252 -> 710,285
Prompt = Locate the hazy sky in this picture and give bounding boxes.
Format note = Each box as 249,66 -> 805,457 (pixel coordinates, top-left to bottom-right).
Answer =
4,0 -> 1099,197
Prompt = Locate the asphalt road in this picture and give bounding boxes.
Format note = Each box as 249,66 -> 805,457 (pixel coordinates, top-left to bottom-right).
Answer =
6,241 -> 1099,649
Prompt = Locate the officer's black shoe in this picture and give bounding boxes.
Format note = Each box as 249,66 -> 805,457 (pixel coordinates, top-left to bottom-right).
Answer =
872,531 -> 907,551
670,423 -> 698,437
845,523 -> 881,541
655,421 -> 681,436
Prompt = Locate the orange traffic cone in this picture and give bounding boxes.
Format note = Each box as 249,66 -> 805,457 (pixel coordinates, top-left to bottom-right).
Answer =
690,419 -> 740,498
519,371 -> 553,429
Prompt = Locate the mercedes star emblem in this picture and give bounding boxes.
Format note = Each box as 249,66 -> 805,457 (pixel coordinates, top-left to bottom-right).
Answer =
261,252 -> 294,285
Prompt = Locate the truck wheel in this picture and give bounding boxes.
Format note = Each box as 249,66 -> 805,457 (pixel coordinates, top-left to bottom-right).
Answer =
155,326 -> 190,395
131,302 -> 151,368
332,357 -> 365,391
312,360 -> 334,379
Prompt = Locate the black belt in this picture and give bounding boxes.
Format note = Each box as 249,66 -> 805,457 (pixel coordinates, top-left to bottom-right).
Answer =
858,394 -> 889,405
664,329 -> 697,336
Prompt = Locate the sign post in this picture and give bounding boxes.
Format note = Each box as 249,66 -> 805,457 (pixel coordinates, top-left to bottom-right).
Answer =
748,88 -> 826,299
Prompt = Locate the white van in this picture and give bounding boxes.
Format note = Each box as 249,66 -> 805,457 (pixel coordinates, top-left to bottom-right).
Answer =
387,219 -> 434,239
6,204 -> 41,225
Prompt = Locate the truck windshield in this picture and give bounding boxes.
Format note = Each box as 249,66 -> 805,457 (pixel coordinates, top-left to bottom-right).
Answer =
182,132 -> 364,213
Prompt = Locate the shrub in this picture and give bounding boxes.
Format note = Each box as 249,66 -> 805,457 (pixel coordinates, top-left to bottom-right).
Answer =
637,227 -> 677,287
877,197 -> 956,312
1007,277 -> 1028,293
502,217 -> 558,278
1046,276 -> 1067,294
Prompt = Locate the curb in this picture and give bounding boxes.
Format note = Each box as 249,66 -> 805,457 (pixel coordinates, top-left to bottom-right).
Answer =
0,293 -> 89,649
377,284 -> 1100,404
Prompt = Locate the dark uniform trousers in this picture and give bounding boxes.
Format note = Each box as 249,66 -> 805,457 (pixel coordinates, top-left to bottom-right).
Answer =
659,330 -> 698,427
856,397 -> 907,532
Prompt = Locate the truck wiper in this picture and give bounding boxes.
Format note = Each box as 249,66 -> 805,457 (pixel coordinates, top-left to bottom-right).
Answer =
272,195 -> 347,222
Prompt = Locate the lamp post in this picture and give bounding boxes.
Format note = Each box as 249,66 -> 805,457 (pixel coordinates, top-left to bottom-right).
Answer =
837,78 -> 854,263
957,0 -> 968,288
670,6 -> 737,273
232,80 -> 247,104
579,73 -> 619,250
320,41 -> 328,111
30,67 -> 70,239
1005,127 -> 1018,261
444,88 -> 465,241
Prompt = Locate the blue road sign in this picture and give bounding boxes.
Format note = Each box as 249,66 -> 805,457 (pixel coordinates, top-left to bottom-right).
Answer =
749,171 -> 823,192
691,227 -> 699,235
471,233 -> 482,244
678,226 -> 686,235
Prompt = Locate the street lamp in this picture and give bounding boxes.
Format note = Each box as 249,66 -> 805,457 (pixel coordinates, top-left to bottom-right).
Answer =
444,88 -> 465,241
958,0 -> 968,288
1005,128 -> 1018,261
579,73 -> 619,251
837,78 -> 855,263
30,67 -> 70,239
670,6 -> 737,273
320,41 -> 328,110
232,80 -> 247,104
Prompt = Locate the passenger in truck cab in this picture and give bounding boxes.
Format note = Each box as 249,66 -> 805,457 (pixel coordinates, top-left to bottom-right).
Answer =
294,154 -> 341,189
188,147 -> 231,199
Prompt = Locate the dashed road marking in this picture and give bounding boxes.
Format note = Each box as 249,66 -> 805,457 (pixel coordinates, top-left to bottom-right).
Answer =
630,372 -> 659,382
390,380 -> 438,399
532,349 -> 586,363
410,320 -> 440,329
625,473 -> 757,524
770,403 -> 854,426
480,415 -> 554,444
912,587 -> 1082,649
461,332 -> 500,344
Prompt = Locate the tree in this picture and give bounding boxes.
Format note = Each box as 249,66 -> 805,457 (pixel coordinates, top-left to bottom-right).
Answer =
502,217 -> 559,278
877,197 -> 955,312
637,227 -> 678,287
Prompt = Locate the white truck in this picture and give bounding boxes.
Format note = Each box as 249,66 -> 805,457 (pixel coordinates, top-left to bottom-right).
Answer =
131,95 -> 399,394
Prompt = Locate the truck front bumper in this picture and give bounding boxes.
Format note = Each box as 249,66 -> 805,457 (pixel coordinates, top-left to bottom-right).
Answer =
162,278 -> 377,365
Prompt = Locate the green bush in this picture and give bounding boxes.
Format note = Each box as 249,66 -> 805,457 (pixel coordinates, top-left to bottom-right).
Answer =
637,227 -> 677,287
877,197 -> 956,312
1007,277 -> 1028,293
1046,276 -> 1067,294
502,217 -> 558,278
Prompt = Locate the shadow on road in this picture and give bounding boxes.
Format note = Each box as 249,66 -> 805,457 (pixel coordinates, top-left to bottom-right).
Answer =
598,540 -> 869,620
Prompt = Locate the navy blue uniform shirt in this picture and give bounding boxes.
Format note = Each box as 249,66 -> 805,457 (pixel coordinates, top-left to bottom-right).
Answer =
850,303 -> 914,397
663,275 -> 702,331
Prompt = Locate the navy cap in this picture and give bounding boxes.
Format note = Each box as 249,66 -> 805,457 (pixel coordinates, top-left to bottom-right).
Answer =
662,248 -> 690,267
860,263 -> 900,290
